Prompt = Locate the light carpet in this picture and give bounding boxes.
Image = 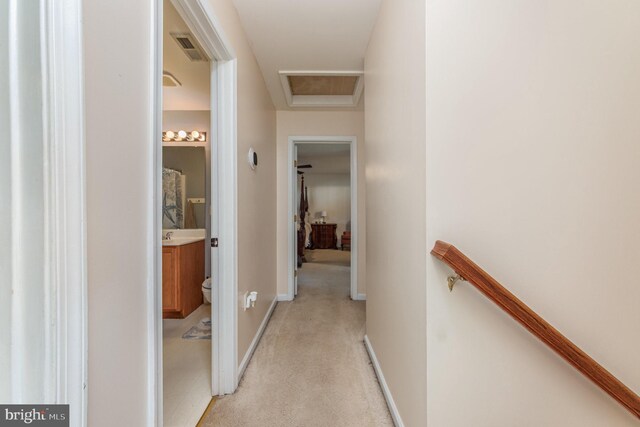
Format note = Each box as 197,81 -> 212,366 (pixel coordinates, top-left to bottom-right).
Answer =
201,249 -> 393,427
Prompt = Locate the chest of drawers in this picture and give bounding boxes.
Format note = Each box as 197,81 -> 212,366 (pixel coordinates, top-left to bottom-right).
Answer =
310,223 -> 338,249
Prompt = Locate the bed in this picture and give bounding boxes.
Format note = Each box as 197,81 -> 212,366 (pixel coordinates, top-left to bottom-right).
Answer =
297,174 -> 310,267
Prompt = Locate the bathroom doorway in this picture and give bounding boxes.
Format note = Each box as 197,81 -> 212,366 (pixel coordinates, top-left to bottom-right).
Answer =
153,0 -> 239,425
161,2 -> 212,425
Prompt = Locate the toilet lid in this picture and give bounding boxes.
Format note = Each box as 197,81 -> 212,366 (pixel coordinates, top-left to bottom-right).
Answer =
202,277 -> 212,290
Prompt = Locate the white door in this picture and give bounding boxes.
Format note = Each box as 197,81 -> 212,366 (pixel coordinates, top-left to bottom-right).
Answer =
293,144 -> 299,296
209,61 -> 220,394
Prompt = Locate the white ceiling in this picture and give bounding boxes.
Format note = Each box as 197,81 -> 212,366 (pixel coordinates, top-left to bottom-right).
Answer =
231,0 -> 382,110
298,144 -> 350,174
163,0 -> 210,111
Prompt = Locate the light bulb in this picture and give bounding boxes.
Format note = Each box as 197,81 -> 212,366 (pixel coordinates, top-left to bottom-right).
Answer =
190,131 -> 200,139
165,131 -> 175,140
178,130 -> 187,139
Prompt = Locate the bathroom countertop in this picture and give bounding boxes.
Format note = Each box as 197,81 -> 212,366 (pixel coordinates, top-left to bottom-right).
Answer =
162,237 -> 205,247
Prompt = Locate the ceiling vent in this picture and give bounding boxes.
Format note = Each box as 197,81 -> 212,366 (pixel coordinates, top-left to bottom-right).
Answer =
171,32 -> 208,62
279,71 -> 364,108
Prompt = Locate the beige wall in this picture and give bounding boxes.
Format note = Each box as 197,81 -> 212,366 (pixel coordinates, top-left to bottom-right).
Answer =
162,110 -> 210,134
84,0 -> 153,424
364,0 -> 427,425
163,0 -> 210,111
302,173 -> 351,240
426,1 -> 640,426
205,0 -> 277,366
276,110 -> 366,297
84,0 -> 276,424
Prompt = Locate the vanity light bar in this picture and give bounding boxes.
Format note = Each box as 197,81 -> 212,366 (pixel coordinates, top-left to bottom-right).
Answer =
162,130 -> 206,142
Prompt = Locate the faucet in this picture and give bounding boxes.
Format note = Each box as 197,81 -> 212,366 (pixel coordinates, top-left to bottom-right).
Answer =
165,231 -> 174,240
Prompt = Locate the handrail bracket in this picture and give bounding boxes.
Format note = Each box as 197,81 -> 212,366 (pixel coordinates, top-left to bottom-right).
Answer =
447,274 -> 466,292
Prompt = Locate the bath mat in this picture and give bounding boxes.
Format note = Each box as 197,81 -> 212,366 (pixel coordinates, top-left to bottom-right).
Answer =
182,317 -> 211,340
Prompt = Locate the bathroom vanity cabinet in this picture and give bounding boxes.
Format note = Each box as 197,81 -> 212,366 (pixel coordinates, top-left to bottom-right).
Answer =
162,239 -> 205,319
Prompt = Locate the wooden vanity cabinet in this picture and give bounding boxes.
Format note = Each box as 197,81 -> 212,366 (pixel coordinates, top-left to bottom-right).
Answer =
162,240 -> 205,319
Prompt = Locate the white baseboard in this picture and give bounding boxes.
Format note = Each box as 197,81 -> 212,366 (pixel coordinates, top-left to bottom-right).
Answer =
364,335 -> 404,427
277,293 -> 292,301
238,296 -> 278,381
353,293 -> 367,301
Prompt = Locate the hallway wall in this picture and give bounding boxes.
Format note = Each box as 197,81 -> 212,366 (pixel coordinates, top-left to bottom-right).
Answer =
84,0 -> 276,424
426,1 -> 640,426
276,111 -> 366,297
84,0 -> 154,424
367,1 -> 640,424
364,0 -> 427,425
207,0 -> 278,370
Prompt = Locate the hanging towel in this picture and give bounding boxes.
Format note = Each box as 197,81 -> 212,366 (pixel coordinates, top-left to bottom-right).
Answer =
163,168 -> 184,228
185,200 -> 198,229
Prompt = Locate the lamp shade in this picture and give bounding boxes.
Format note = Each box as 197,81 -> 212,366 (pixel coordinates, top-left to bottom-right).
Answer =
321,211 -> 327,217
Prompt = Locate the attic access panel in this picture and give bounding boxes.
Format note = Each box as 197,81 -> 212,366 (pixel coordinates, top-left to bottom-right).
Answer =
287,75 -> 358,96
279,71 -> 364,108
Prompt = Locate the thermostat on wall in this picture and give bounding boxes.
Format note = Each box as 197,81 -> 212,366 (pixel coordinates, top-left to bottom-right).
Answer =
247,148 -> 258,170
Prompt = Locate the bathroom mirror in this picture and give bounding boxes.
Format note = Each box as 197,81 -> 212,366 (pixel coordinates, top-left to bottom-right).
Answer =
163,146 -> 206,229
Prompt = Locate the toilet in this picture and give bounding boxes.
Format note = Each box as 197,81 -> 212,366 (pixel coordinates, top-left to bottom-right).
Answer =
202,278 -> 212,304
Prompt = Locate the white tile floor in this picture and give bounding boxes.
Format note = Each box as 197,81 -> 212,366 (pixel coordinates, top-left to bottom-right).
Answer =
163,304 -> 212,427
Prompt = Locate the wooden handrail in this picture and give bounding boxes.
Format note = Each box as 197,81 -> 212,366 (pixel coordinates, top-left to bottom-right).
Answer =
431,240 -> 640,420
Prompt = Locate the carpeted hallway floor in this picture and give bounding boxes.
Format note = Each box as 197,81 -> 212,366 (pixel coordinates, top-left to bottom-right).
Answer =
201,249 -> 393,427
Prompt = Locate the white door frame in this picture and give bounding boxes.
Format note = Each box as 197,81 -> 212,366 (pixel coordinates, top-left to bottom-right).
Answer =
287,136 -> 359,301
42,1 -> 88,423
292,144 -> 298,296
3,0 -> 87,424
151,0 -> 239,423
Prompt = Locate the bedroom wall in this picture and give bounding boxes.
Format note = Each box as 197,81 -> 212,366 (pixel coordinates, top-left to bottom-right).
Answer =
426,1 -> 640,425
301,173 -> 351,240
84,0 -> 276,424
364,0 -> 427,425
276,110 -> 366,298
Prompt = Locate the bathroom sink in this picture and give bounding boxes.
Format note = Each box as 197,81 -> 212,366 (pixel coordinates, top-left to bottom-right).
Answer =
162,229 -> 206,246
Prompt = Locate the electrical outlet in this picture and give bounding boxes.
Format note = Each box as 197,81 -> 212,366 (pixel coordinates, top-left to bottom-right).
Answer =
248,291 -> 257,308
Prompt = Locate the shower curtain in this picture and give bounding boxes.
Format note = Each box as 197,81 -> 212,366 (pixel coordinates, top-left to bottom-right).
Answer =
163,167 -> 186,228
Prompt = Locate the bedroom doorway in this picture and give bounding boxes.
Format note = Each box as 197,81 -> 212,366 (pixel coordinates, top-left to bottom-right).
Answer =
288,136 -> 359,301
